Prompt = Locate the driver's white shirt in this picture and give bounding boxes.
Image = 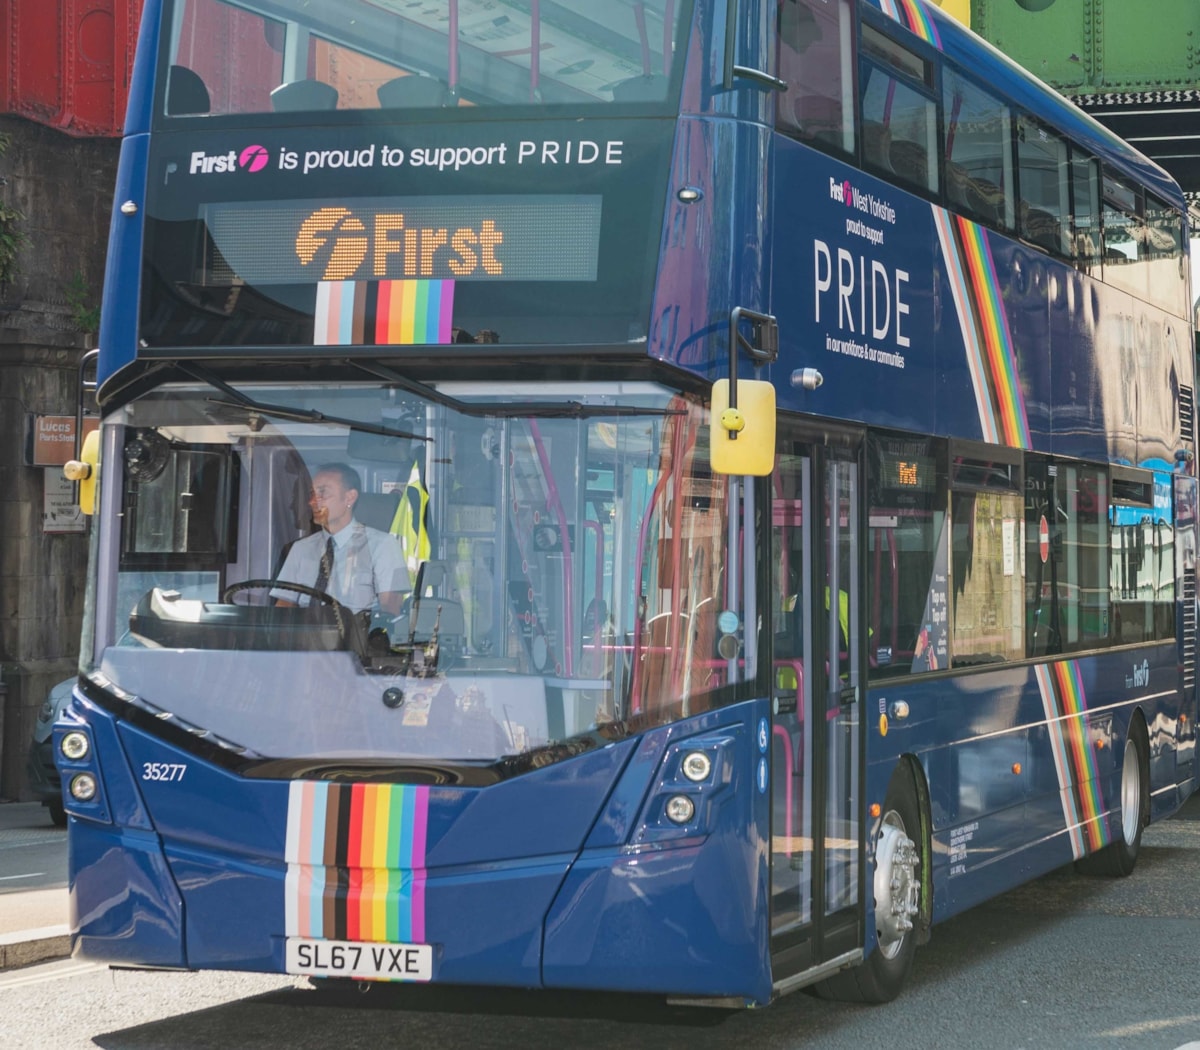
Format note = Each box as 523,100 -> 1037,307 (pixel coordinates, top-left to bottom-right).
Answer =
270,521 -> 405,612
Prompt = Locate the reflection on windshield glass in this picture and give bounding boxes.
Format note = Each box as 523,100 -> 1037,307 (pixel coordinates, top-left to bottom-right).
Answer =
165,0 -> 687,116
95,381 -> 738,768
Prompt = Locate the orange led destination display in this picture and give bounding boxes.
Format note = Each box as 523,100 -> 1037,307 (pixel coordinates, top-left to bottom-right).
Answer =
201,194 -> 602,285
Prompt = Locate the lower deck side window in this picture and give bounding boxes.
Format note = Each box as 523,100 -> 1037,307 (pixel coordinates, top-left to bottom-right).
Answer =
869,433 -> 1176,679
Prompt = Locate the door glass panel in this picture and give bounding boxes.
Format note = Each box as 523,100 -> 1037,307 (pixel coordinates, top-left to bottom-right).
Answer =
771,451 -> 812,933
825,459 -> 859,915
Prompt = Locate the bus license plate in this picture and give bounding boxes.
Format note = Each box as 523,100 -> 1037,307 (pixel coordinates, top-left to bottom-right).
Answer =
285,938 -> 433,981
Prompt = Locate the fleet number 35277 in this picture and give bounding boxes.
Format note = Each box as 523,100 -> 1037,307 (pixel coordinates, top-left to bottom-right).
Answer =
141,762 -> 186,782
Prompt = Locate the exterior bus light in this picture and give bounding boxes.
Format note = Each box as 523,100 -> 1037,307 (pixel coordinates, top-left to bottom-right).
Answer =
69,773 -> 98,802
681,751 -> 712,782
61,731 -> 90,761
791,368 -> 823,391
677,186 -> 703,203
665,795 -> 696,824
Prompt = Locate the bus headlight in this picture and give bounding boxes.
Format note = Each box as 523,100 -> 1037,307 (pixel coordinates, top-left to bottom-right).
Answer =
681,750 -> 712,782
69,773 -> 98,802
61,731 -> 90,761
665,795 -> 695,824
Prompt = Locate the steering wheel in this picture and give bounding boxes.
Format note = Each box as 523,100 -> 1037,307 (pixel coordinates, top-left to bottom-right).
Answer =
222,578 -> 339,607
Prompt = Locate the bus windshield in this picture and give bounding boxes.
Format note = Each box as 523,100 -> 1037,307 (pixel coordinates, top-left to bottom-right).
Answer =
91,379 -> 742,768
162,0 -> 689,117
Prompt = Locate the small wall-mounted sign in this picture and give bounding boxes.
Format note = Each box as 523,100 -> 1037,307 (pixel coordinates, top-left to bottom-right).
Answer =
43,468 -> 85,533
26,414 -> 97,467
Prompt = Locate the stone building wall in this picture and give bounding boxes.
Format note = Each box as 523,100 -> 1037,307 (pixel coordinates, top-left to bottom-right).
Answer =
0,114 -> 118,800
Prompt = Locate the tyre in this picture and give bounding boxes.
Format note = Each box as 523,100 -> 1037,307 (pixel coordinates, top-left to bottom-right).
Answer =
813,765 -> 923,1003
47,796 -> 67,828
1075,718 -> 1148,878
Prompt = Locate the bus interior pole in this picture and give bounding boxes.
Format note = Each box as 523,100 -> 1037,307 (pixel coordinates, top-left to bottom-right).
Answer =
531,0 -> 540,102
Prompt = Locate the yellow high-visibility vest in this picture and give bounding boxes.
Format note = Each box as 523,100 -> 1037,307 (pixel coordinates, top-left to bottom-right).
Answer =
391,459 -> 430,582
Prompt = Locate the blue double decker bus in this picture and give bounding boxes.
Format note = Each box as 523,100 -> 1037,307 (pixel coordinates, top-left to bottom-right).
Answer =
59,0 -> 1197,1006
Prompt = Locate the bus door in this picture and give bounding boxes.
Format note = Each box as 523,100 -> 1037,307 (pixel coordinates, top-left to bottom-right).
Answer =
769,433 -> 863,983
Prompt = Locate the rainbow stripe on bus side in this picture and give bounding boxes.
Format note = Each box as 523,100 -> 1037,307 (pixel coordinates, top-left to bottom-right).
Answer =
933,208 -> 1032,449
878,0 -> 943,49
1034,662 -> 1108,858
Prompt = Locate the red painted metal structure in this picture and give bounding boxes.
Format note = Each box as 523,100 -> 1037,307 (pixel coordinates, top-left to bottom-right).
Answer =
0,0 -> 144,136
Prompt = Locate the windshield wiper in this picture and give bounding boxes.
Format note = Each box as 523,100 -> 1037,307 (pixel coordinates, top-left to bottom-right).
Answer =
178,363 -> 431,443
354,363 -> 686,419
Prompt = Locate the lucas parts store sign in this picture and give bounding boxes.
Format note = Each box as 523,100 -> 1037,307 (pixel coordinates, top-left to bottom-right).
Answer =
26,414 -> 97,468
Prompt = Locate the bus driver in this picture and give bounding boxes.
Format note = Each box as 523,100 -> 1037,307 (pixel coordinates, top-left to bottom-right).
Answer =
272,462 -> 406,616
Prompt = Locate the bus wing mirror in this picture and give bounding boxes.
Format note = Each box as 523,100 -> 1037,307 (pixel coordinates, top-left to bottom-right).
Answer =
64,429 -> 101,515
710,378 -> 775,476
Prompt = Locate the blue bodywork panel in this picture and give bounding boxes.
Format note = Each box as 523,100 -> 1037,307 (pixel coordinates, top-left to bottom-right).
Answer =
67,693 -> 773,1003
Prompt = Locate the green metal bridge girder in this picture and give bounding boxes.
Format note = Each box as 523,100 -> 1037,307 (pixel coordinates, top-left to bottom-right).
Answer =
968,0 -> 1200,198
971,0 -> 1200,92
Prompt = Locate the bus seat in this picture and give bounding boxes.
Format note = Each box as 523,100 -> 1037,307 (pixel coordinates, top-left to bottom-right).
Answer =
861,122 -> 893,172
890,139 -> 931,188
612,74 -> 666,102
1020,204 -> 1062,253
166,65 -> 211,116
969,178 -> 1005,225
355,491 -> 402,532
270,80 -> 339,112
787,95 -> 845,146
377,75 -> 451,108
944,161 -> 971,211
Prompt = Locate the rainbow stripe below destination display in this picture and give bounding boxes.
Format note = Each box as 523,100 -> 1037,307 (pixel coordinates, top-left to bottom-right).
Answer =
314,279 -> 455,346
285,781 -> 430,943
878,0 -> 942,48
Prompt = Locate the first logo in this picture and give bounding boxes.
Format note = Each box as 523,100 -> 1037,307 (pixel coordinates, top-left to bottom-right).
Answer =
190,145 -> 270,175
239,144 -> 270,172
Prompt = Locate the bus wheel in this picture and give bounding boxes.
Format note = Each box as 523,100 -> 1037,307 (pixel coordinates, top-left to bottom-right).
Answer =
813,770 -> 922,1003
1075,719 -> 1148,878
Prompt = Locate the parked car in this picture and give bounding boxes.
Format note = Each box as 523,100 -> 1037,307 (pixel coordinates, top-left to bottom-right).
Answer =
25,677 -> 74,827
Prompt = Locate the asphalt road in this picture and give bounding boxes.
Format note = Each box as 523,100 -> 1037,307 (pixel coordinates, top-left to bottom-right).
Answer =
3,794 -> 1200,1049
0,822 -> 67,896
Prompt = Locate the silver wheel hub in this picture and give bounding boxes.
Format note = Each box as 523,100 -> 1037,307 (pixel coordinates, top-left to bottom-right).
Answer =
874,814 -> 919,959
1120,737 -> 1141,846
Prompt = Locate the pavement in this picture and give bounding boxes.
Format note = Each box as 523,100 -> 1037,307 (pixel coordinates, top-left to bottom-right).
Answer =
0,801 -> 69,971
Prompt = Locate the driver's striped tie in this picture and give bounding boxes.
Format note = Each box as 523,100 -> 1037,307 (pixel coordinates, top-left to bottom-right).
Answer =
314,536 -> 334,595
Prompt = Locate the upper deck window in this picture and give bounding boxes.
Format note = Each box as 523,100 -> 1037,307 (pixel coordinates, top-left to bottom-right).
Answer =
1016,117 -> 1070,257
942,68 -> 1013,231
860,22 -> 931,87
858,24 -> 937,194
1099,173 -> 1185,315
1071,151 -> 1101,274
776,0 -> 855,157
162,0 -> 691,118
